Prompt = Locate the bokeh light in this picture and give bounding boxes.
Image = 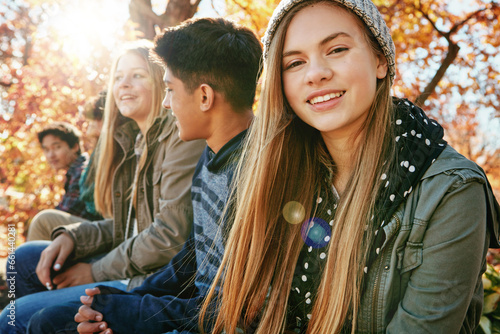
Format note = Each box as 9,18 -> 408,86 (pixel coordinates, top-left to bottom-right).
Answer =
283,201 -> 306,224
301,218 -> 331,248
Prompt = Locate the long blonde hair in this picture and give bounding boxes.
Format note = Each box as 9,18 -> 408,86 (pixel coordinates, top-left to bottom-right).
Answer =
201,1 -> 395,333
94,41 -> 165,218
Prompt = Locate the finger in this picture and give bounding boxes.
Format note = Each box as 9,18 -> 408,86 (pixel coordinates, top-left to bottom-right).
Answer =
78,305 -> 103,322
100,329 -> 113,334
36,249 -> 57,290
53,273 -> 72,289
74,312 -> 87,323
53,233 -> 75,272
80,294 -> 94,307
85,287 -> 101,297
53,246 -> 71,272
77,321 -> 107,334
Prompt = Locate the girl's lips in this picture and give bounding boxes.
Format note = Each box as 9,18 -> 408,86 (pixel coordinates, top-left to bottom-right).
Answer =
120,94 -> 136,101
308,91 -> 345,105
306,89 -> 345,103
308,91 -> 346,112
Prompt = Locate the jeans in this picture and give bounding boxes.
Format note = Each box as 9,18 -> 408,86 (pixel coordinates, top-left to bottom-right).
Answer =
0,241 -> 127,334
27,302 -> 81,334
27,304 -> 194,334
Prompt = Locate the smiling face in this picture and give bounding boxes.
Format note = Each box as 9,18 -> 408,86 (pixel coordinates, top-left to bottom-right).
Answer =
41,134 -> 79,170
282,2 -> 388,142
162,68 -> 209,142
112,52 -> 153,133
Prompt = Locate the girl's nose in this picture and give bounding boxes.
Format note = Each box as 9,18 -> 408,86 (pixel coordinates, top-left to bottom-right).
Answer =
305,58 -> 333,85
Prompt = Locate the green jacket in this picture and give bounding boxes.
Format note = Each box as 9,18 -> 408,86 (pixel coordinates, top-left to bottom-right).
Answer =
56,112 -> 205,289
358,145 -> 499,333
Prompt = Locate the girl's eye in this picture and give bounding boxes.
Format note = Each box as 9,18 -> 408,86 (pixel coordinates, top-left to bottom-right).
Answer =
283,60 -> 305,71
328,47 -> 349,55
114,75 -> 123,81
134,73 -> 146,78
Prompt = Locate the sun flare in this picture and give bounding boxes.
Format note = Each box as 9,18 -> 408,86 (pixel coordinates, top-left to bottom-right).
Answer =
49,0 -> 129,59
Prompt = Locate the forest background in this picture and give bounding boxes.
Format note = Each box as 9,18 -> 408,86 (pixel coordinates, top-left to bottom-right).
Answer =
0,0 -> 499,281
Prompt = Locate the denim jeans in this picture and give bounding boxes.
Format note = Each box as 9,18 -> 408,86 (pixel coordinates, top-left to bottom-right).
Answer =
0,241 -> 127,334
27,303 -> 193,334
27,302 -> 81,334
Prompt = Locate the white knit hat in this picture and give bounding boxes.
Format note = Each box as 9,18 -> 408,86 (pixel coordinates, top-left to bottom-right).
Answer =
262,0 -> 396,84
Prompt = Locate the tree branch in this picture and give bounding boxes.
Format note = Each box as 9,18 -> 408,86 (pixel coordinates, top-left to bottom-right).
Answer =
449,6 -> 490,35
415,42 -> 459,106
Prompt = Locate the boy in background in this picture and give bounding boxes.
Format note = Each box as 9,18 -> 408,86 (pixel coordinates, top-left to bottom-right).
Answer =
35,123 -> 91,222
28,97 -> 105,241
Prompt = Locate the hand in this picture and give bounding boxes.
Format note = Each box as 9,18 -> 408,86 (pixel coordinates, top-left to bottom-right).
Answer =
53,262 -> 95,288
36,233 -> 75,290
75,288 -> 113,334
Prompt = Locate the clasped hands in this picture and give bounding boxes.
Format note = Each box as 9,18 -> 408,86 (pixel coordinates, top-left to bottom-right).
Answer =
75,287 -> 112,334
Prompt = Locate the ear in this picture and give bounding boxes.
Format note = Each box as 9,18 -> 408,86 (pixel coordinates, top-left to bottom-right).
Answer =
71,143 -> 80,155
376,54 -> 388,80
199,84 -> 215,112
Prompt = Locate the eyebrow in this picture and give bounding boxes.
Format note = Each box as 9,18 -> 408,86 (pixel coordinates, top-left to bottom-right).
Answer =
115,67 -> 148,73
42,140 -> 63,148
283,32 -> 352,58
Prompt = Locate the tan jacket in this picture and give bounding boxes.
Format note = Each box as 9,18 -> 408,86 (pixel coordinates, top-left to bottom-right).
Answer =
57,112 -> 205,289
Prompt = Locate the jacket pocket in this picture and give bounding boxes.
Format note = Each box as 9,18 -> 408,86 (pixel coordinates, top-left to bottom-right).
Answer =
398,241 -> 423,274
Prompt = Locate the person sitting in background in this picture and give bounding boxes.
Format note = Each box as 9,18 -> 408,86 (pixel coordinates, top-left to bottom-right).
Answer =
36,122 -> 91,220
27,93 -> 106,241
77,90 -> 106,222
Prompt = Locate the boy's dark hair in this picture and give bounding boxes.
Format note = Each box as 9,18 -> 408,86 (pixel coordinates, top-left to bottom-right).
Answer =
152,17 -> 263,112
37,122 -> 82,155
83,90 -> 106,121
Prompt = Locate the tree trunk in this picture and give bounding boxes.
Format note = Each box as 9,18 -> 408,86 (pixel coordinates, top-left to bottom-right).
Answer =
129,0 -> 202,40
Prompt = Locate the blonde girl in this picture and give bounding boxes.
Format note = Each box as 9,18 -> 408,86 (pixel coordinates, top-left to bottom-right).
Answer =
201,0 -> 499,333
94,40 -> 166,218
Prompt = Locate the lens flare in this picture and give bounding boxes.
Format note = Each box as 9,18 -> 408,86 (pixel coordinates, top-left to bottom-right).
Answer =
283,201 -> 306,224
301,217 -> 331,248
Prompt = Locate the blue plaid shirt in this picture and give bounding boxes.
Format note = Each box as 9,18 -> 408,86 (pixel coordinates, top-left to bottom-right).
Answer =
55,153 -> 100,220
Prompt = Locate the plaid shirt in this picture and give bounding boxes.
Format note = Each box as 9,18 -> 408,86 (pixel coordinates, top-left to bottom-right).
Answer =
55,153 -> 99,220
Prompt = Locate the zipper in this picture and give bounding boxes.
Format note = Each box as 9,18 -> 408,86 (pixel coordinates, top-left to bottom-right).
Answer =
370,214 -> 400,332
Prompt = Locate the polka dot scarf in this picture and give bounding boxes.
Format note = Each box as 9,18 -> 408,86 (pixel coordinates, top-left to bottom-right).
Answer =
286,98 -> 447,331
365,97 -> 447,275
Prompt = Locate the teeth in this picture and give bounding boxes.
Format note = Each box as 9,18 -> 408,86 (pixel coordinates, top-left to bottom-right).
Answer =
121,95 -> 134,100
309,91 -> 344,105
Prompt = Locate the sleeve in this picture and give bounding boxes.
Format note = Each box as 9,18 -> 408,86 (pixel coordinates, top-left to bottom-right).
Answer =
91,234 -> 200,333
386,170 -> 489,333
91,127 -> 205,282
53,219 -> 115,259
55,157 -> 89,218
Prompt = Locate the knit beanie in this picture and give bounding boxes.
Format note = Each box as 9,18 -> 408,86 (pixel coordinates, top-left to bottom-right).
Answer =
262,0 -> 396,85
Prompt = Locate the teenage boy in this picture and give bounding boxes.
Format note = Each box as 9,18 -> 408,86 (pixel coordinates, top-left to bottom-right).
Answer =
36,122 -> 95,221
28,98 -> 106,241
26,17 -> 262,334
